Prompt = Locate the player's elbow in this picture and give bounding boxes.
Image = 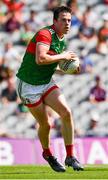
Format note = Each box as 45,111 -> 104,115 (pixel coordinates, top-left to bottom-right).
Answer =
36,54 -> 47,65
36,58 -> 43,65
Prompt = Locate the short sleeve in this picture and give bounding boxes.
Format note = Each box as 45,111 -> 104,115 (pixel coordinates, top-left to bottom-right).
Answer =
36,29 -> 52,46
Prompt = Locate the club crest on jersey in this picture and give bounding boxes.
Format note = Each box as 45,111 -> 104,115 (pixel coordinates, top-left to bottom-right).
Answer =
21,97 -> 31,104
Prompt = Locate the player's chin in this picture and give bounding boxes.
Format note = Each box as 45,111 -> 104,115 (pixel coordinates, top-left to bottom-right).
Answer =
64,29 -> 70,34
64,31 -> 69,35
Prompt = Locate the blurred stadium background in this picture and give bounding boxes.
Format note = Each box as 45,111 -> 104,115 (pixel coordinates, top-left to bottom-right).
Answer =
0,0 -> 108,166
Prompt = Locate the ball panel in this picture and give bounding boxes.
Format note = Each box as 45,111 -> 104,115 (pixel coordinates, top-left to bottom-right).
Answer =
59,58 -> 80,74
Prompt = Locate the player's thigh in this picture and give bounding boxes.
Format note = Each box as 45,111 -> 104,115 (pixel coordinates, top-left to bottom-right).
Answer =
43,88 -> 71,115
28,102 -> 49,125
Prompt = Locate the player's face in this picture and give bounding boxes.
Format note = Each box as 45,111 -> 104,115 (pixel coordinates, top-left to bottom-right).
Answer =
54,12 -> 71,37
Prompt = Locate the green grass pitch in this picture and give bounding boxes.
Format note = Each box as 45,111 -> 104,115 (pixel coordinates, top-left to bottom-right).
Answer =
0,165 -> 108,179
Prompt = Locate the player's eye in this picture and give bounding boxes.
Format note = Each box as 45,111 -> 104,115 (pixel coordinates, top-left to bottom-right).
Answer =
62,18 -> 71,23
62,19 -> 66,22
68,19 -> 71,23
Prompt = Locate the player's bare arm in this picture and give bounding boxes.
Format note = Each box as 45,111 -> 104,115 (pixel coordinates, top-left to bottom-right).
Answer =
36,43 -> 78,65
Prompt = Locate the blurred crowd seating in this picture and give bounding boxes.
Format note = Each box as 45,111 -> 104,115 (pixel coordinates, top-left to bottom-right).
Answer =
0,0 -> 108,138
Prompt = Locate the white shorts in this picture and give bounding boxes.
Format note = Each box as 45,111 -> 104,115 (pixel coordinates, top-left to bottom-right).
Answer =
16,78 -> 59,107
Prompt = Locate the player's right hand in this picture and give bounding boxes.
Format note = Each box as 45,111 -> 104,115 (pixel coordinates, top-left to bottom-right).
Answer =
62,51 -> 78,61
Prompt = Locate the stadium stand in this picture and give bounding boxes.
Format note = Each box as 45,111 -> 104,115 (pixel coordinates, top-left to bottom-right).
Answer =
0,0 -> 108,138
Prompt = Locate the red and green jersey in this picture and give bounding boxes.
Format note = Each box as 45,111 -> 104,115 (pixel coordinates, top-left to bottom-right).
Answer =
16,25 -> 67,85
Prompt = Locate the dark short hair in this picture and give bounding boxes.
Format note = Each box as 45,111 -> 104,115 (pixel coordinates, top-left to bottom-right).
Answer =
95,75 -> 101,81
53,6 -> 72,20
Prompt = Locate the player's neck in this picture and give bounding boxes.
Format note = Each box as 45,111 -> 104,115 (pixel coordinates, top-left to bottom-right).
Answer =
56,32 -> 64,39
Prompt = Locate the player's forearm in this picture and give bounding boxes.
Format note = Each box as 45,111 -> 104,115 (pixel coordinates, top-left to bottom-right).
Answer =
36,53 -> 66,65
